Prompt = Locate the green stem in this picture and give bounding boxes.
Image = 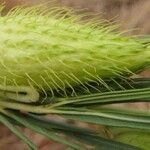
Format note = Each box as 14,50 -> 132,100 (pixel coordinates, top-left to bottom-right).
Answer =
49,87 -> 150,108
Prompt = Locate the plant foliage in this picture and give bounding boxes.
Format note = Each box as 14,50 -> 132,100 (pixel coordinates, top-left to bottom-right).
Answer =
0,3 -> 149,150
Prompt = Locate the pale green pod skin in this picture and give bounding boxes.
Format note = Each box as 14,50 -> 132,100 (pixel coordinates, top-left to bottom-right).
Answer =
0,6 -> 149,102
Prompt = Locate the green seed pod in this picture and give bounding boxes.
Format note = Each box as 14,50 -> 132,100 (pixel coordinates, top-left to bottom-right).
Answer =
0,5 -> 149,102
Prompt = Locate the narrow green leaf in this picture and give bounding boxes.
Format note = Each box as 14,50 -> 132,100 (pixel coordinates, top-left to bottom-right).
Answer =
27,113 -> 94,134
47,108 -> 150,129
0,113 -> 37,150
52,87 -> 150,107
63,113 -> 150,130
2,110 -> 86,150
67,132 -> 142,150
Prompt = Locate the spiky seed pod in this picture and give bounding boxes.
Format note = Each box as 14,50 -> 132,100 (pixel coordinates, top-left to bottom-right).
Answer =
0,5 -> 149,102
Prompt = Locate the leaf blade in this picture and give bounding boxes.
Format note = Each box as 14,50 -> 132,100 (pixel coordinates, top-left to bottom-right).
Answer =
0,112 -> 37,150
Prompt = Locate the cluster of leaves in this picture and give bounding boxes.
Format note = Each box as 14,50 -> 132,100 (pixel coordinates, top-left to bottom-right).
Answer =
0,77 -> 150,150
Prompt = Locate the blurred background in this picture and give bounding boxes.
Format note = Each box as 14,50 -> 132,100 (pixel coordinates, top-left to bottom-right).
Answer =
3,0 -> 150,35
0,0 -> 150,149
